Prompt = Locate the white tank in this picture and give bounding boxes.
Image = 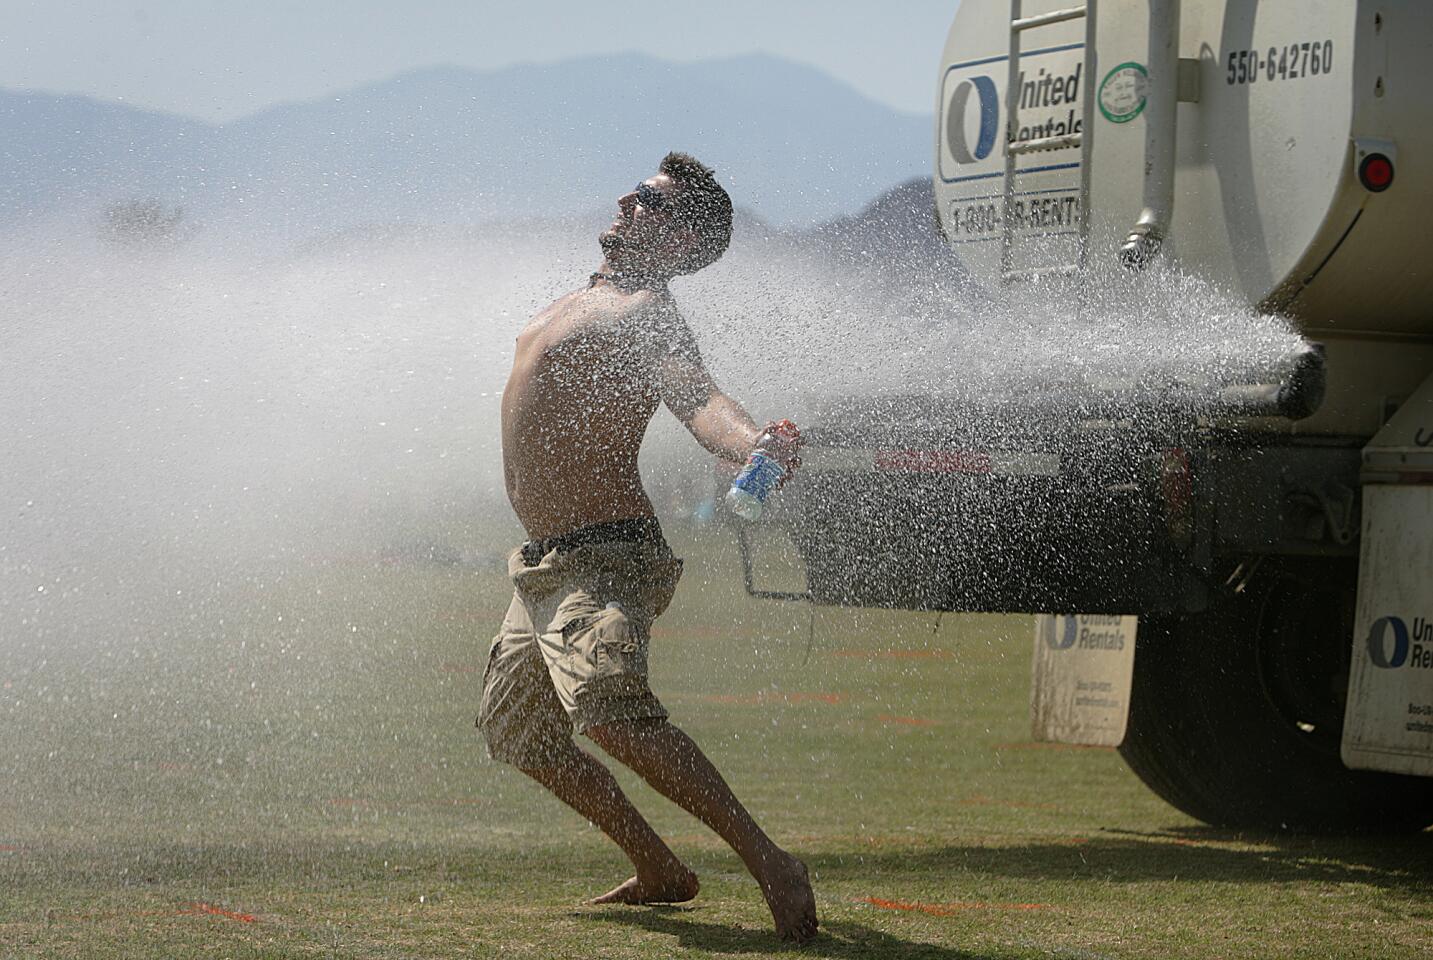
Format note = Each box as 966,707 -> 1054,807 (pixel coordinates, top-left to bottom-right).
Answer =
935,0 -> 1433,435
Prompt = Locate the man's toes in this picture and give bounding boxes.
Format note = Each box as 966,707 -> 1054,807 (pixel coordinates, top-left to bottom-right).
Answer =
777,913 -> 818,943
589,877 -> 639,904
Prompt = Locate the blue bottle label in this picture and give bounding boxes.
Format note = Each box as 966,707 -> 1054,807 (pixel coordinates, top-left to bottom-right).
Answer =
731,452 -> 784,503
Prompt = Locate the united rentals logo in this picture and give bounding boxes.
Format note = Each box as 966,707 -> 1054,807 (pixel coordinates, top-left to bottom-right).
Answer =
945,75 -> 999,164
944,64 -> 1084,165
1011,62 -> 1083,142
1048,615 -> 1125,651
1366,616 -> 1433,669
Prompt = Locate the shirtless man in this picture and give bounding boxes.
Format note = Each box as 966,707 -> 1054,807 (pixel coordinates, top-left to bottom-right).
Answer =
479,152 -> 817,943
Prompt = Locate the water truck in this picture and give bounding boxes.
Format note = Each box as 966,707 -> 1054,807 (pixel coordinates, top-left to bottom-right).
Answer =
736,0 -> 1433,832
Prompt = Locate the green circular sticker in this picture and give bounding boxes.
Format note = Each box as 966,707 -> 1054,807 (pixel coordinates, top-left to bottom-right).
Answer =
1098,62 -> 1148,123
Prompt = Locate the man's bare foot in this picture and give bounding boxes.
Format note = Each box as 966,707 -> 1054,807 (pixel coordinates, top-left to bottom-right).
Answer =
758,851 -> 818,943
589,865 -> 700,905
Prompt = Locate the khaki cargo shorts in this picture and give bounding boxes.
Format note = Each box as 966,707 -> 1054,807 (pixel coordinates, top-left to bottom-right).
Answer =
477,532 -> 682,768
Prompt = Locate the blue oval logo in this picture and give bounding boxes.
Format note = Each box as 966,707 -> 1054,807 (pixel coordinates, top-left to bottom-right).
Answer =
946,75 -> 999,164
1366,616 -> 1410,669
1048,616 -> 1078,650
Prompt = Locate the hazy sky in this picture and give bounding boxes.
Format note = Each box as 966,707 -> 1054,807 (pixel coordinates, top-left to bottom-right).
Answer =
2,1 -> 961,121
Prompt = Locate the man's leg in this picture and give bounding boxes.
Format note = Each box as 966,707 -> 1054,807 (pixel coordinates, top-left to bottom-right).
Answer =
587,719 -> 818,943
513,745 -> 698,904
480,590 -> 696,905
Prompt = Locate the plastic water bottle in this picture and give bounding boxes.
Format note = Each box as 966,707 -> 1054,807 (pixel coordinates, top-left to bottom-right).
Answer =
724,451 -> 786,521
724,420 -> 799,522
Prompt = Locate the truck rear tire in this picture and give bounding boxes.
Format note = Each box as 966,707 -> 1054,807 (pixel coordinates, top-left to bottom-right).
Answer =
1118,558 -> 1433,833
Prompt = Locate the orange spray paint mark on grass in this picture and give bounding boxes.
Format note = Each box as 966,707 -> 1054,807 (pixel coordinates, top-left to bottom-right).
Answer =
877,714 -> 938,727
861,896 -> 1050,916
783,692 -> 843,705
184,902 -> 257,923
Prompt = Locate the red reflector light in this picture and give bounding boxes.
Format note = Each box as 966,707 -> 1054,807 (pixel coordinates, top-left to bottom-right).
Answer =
1358,153 -> 1394,192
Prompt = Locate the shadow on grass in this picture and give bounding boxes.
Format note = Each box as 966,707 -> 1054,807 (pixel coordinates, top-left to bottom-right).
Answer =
808,827 -> 1433,898
15,826 -> 1429,895
592,907 -> 991,958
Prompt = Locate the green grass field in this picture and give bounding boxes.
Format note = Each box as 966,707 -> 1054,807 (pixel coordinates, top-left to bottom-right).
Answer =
2,525 -> 1429,959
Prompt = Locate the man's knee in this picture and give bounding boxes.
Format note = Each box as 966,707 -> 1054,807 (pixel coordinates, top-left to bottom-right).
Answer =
585,716 -> 667,755
512,750 -> 584,783
480,712 -> 581,772
493,737 -> 585,777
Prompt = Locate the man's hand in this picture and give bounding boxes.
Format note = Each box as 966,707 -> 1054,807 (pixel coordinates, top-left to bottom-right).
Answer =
760,419 -> 802,486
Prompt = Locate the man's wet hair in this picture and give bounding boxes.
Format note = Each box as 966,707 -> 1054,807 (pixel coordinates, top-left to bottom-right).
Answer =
660,151 -> 733,275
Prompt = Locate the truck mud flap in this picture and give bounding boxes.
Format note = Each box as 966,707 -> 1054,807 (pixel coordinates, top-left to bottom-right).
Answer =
1343,371 -> 1433,775
1031,614 -> 1138,747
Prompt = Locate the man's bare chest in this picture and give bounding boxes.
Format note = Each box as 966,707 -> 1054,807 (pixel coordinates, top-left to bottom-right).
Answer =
520,298 -> 650,371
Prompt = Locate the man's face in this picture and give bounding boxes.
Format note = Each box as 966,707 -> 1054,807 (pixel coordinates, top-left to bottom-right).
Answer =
599,173 -> 691,270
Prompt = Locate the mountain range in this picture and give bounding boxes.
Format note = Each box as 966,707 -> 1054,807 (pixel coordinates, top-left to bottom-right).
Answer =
0,53 -> 935,238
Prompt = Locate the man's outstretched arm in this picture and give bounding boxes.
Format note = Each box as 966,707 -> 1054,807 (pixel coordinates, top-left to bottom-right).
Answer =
657,351 -> 762,463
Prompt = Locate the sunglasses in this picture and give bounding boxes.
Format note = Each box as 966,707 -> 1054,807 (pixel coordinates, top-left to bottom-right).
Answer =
634,182 -> 669,211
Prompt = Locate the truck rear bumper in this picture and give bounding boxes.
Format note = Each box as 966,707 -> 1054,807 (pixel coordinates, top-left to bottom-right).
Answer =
744,353 -> 1354,616
770,441 -> 1209,614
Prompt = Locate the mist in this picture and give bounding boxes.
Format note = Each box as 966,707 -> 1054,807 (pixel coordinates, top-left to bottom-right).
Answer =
1,204 -> 1307,657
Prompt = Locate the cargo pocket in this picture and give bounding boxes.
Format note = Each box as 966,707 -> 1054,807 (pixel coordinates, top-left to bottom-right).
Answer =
544,594 -> 654,712
540,593 -> 599,653
588,604 -> 648,683
566,601 -> 667,733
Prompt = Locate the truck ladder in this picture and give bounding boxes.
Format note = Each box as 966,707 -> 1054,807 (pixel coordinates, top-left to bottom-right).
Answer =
1001,1 -> 1096,284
